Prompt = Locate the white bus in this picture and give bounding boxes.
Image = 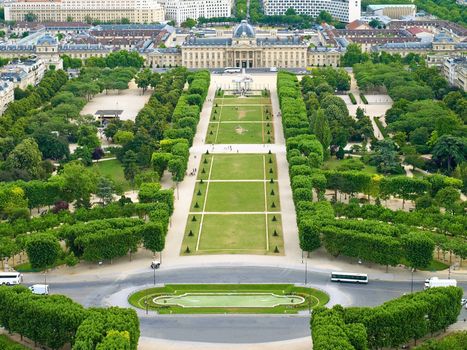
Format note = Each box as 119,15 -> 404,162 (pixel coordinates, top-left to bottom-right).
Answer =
0,272 -> 23,285
224,67 -> 241,74
331,272 -> 368,284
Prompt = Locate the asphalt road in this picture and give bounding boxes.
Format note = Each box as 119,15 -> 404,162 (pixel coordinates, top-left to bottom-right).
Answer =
26,266 -> 467,344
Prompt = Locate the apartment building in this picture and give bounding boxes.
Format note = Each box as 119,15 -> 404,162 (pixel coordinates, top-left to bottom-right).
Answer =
443,57 -> 467,91
262,0 -> 361,23
0,80 -> 15,115
159,0 -> 232,25
4,0 -> 165,23
0,58 -> 46,89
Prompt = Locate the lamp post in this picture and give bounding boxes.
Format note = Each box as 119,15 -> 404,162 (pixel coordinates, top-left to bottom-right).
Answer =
304,256 -> 308,285
153,266 -> 156,286
448,265 -> 451,279
411,268 -> 414,293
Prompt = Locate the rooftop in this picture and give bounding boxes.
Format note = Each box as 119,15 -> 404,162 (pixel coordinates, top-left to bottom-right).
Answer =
233,20 -> 255,38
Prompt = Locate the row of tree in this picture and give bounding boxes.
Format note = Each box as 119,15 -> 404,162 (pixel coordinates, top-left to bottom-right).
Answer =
150,70 -> 210,183
312,286 -> 463,350
0,285 -> 139,350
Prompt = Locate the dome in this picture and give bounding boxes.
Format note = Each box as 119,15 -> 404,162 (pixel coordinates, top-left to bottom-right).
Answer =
233,20 -> 255,38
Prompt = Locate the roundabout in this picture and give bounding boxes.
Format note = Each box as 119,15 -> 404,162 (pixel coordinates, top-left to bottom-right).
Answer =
128,284 -> 328,314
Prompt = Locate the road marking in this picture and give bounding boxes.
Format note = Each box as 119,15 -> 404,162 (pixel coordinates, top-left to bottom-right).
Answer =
196,155 -> 214,251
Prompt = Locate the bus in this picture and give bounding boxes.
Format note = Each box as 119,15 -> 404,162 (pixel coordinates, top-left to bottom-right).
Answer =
224,67 -> 241,74
331,272 -> 368,284
0,272 -> 23,285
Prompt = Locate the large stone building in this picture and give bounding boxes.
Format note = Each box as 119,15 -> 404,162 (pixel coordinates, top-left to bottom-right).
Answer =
263,0 -> 361,23
4,0 -> 165,23
145,21 -> 342,69
159,0 -> 232,25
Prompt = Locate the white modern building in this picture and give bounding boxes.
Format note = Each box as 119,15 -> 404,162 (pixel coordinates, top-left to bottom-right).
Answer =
4,0 -> 165,23
159,0 -> 232,25
263,0 -> 361,23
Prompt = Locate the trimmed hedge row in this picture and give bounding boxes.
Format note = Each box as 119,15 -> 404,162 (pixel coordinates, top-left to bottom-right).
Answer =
312,287 -> 463,350
348,93 -> 357,105
0,286 -> 139,350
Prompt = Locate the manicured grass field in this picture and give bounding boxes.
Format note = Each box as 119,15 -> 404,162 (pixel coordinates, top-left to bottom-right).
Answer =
199,154 -> 277,180
182,153 -> 283,255
90,159 -> 132,192
322,157 -> 378,175
211,105 -> 266,121
128,284 -> 329,314
197,214 -> 267,252
206,96 -> 274,144
218,96 -> 271,105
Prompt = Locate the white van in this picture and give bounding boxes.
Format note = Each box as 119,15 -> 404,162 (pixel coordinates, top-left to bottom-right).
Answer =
29,284 -> 49,295
270,67 -> 278,72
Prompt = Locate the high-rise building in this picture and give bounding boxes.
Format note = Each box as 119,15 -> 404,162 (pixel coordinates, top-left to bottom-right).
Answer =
4,0 -> 165,23
159,0 -> 232,25
263,0 -> 361,23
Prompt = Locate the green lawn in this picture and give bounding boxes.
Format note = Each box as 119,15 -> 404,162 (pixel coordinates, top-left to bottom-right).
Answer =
211,105 -> 266,121
128,284 -> 329,314
90,159 -> 132,192
322,157 -> 378,175
0,335 -> 28,350
205,182 -> 265,212
197,214 -> 267,252
206,96 -> 274,144
182,153 -> 283,255
217,97 -> 271,105
198,154 -> 278,180
206,121 -> 273,144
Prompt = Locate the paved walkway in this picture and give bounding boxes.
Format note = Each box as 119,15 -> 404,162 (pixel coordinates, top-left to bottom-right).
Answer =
162,73 -> 302,264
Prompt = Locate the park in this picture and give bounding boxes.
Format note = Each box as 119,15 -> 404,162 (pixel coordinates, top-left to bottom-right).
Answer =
182,153 -> 284,255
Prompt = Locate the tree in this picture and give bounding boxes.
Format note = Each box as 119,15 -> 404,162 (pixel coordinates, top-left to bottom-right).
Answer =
299,220 -> 321,252
402,232 -> 435,269
341,43 -> 368,67
181,18 -> 197,28
55,161 -> 96,208
5,138 -> 44,179
435,186 -> 460,213
25,233 -> 61,269
114,130 -> 134,146
77,125 -> 100,150
24,12 -> 37,22
285,7 -> 297,16
135,68 -> 152,94
432,135 -> 466,173
311,109 -> 331,154
122,151 -> 138,185
33,130 -> 70,161
96,177 -> 116,205
141,222 -> 165,254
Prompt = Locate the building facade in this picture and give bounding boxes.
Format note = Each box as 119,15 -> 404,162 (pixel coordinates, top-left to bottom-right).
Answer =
263,0 -> 361,23
366,4 -> 416,19
4,0 -> 165,23
145,21 -> 342,68
443,57 -> 466,91
159,0 -> 232,25
0,80 -> 15,114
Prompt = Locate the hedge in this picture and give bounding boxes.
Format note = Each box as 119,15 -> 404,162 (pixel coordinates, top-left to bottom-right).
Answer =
348,93 -> 357,105
359,93 -> 368,104
312,287 -> 463,350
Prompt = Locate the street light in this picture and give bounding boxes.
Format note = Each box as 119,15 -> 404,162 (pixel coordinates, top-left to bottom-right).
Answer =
411,268 -> 415,293
153,266 -> 156,286
304,256 -> 308,285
